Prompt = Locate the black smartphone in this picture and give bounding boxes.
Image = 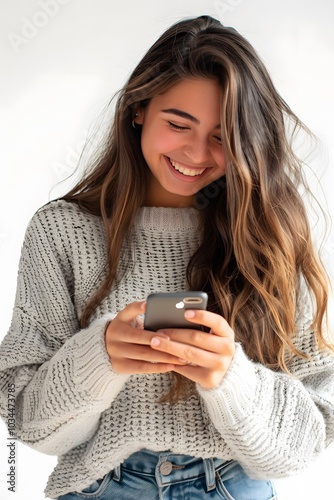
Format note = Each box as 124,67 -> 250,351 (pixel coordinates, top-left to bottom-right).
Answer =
144,291 -> 208,331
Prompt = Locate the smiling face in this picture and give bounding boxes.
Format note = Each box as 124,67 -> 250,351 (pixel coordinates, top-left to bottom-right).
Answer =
135,78 -> 226,207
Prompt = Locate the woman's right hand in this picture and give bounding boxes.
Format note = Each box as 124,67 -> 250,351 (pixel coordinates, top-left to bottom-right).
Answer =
105,301 -> 182,374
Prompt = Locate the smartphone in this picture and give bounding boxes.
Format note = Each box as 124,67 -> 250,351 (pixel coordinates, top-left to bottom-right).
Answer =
144,291 -> 208,331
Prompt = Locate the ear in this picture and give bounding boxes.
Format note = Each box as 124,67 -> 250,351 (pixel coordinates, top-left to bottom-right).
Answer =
133,107 -> 145,126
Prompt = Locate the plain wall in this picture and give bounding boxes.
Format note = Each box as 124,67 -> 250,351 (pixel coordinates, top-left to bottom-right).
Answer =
1,0 -> 333,498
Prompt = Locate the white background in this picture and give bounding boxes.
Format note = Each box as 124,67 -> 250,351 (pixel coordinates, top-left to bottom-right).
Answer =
1,0 -> 333,498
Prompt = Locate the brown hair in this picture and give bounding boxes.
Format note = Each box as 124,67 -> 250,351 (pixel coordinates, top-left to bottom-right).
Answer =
63,15 -> 330,402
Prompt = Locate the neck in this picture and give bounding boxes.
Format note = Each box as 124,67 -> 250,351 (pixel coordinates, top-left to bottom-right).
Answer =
144,185 -> 194,208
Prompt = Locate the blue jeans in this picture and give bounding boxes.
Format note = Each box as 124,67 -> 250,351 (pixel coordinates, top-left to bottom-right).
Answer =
58,449 -> 277,499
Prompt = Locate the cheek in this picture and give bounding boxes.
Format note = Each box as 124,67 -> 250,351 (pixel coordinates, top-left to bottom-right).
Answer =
142,126 -> 181,156
214,150 -> 226,173
155,136 -> 180,154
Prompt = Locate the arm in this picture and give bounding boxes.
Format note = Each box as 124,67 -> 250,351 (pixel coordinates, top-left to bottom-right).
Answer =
0,208 -> 129,456
196,281 -> 334,478
150,279 -> 334,477
197,342 -> 334,478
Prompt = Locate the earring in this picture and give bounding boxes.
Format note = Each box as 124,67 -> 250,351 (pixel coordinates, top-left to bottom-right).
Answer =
132,113 -> 139,129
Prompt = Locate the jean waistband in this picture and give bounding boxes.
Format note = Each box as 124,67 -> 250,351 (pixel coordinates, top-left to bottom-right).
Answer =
114,449 -> 233,492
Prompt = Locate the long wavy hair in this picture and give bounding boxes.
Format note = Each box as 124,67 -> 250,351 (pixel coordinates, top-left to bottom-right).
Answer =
63,15 -> 330,402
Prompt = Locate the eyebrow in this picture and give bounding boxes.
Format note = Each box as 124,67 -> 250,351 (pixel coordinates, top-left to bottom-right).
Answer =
161,108 -> 221,129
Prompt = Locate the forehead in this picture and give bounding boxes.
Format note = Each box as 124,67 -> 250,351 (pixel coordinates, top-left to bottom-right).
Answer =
151,78 -> 222,113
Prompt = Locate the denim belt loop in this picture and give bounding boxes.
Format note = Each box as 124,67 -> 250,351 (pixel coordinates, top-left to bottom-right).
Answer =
113,464 -> 121,482
203,458 -> 216,491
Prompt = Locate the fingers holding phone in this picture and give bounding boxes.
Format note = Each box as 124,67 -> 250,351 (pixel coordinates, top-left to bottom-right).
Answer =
149,306 -> 235,390
104,293 -> 235,385
104,300 -> 182,375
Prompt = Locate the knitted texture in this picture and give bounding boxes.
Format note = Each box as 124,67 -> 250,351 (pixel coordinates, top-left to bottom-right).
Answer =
0,200 -> 333,498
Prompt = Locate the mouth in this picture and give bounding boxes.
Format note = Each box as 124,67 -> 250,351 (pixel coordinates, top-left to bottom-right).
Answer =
166,157 -> 207,177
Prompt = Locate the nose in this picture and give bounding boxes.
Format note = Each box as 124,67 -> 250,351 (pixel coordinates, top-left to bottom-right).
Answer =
183,137 -> 210,164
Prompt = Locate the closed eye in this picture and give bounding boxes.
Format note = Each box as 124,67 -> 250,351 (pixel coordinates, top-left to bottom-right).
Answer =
168,121 -> 189,131
168,121 -> 222,143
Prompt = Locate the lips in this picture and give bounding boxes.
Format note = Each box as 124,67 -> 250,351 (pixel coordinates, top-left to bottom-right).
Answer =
167,157 -> 206,177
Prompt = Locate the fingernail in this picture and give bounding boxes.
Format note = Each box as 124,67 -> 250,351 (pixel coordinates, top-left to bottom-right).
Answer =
151,337 -> 161,347
185,310 -> 195,318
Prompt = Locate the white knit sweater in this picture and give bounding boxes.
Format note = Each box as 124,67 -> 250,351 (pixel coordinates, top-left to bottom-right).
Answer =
0,200 -> 333,498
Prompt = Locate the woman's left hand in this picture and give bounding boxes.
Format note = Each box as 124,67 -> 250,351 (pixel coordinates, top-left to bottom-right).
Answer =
150,309 -> 235,389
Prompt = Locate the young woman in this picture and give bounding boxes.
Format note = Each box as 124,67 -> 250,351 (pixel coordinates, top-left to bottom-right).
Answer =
0,15 -> 333,500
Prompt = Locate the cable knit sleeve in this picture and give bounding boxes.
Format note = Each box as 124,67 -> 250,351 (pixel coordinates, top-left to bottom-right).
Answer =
197,279 -> 334,478
0,204 -> 130,456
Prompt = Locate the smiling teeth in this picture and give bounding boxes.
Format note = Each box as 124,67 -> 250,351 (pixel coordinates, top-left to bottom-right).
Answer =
169,158 -> 205,176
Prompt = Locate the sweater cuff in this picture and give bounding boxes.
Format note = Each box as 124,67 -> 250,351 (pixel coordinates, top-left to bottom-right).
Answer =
56,314 -> 130,410
197,343 -> 259,427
